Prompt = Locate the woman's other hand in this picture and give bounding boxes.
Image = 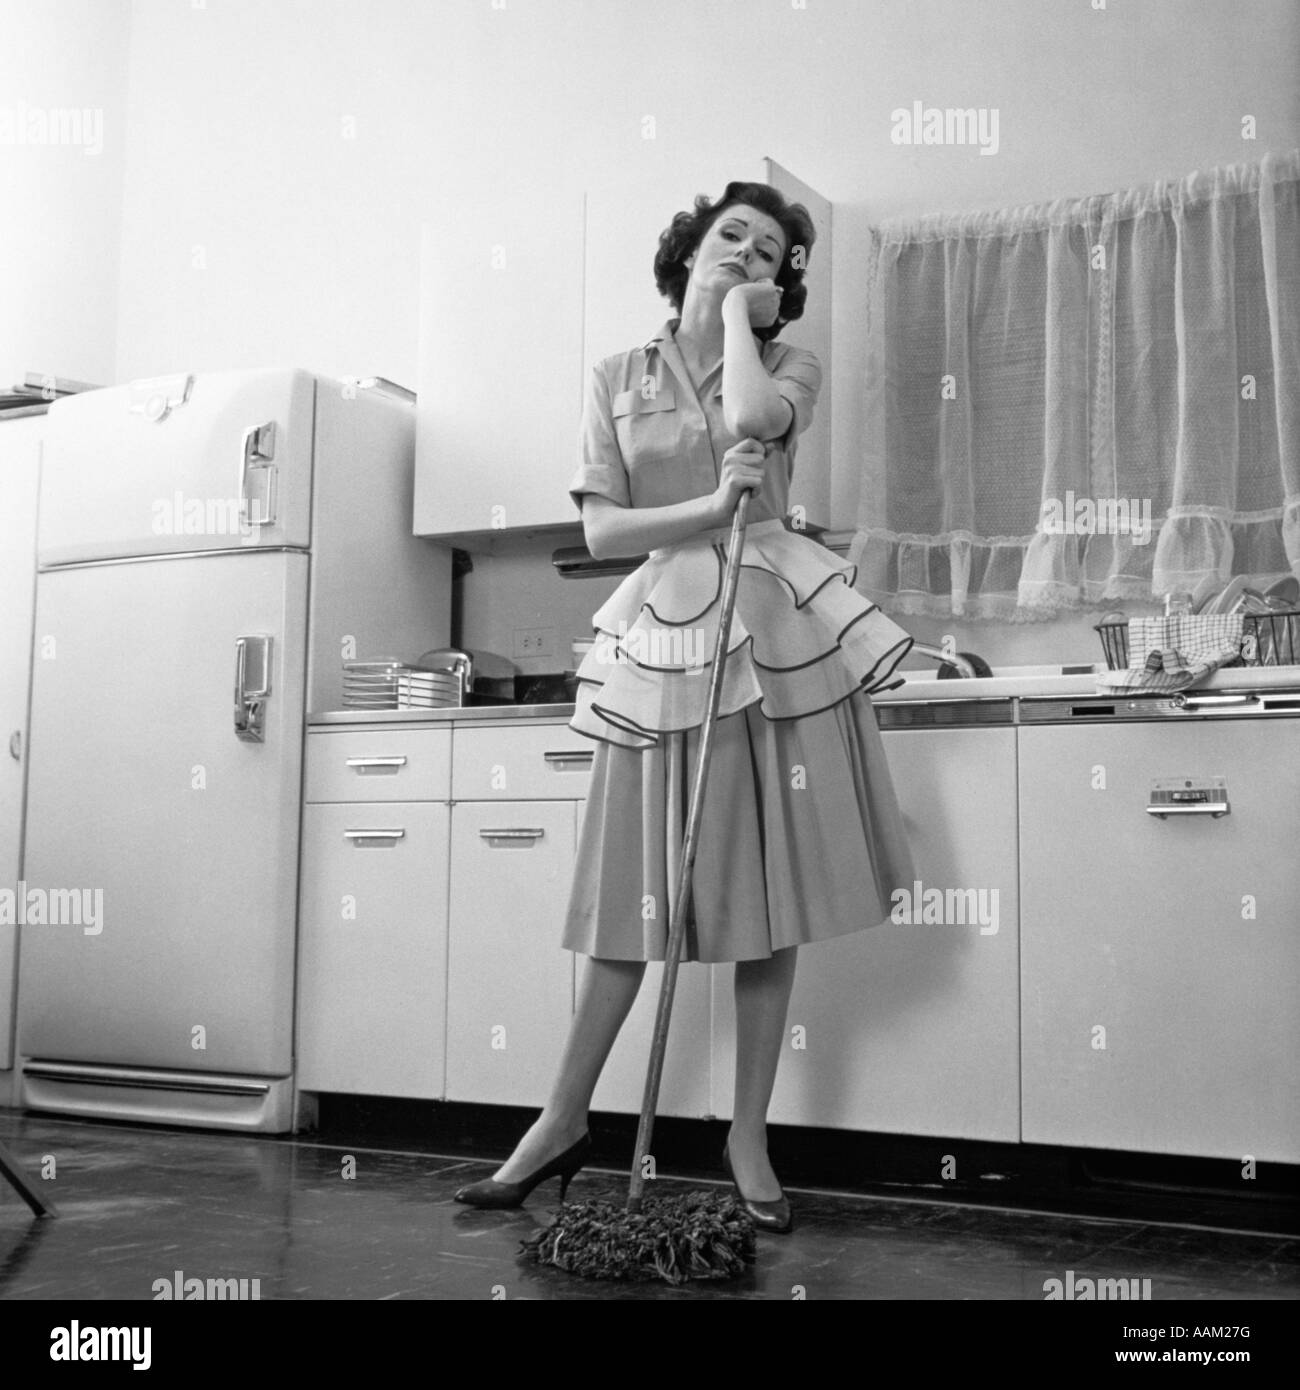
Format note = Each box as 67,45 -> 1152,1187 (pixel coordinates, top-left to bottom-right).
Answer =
723,277 -> 783,329
712,438 -> 769,521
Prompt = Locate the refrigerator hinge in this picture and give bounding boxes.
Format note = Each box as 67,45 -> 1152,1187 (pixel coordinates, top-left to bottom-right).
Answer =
128,372 -> 194,422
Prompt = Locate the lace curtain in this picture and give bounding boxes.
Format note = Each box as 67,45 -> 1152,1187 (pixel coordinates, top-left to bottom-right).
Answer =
849,149 -> 1300,620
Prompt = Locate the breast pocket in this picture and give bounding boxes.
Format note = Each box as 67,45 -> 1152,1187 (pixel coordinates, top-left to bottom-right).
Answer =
612,387 -> 679,467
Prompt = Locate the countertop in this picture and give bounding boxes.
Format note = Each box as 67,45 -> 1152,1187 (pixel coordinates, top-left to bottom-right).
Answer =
307,661 -> 1300,725
309,702 -> 577,725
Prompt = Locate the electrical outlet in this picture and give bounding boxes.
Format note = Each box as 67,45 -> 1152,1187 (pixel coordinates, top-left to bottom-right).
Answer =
512,626 -> 555,659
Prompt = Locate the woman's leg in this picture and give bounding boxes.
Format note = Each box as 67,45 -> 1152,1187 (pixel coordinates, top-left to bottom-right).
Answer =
492,956 -> 645,1182
727,945 -> 799,1200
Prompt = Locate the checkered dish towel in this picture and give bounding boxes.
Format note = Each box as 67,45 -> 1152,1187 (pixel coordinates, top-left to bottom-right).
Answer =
1096,614 -> 1247,693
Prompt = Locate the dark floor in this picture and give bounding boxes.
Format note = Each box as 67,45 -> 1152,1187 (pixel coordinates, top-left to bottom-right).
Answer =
0,1110 -> 1297,1301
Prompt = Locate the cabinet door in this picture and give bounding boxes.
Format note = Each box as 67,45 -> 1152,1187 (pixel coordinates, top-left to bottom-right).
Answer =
414,188 -> 586,537
296,802 -> 449,1099
710,727 -> 1020,1139
445,801 -> 577,1105
0,418 -> 42,1073
587,958 -> 713,1120
569,792 -> 712,1119
1019,720 -> 1300,1162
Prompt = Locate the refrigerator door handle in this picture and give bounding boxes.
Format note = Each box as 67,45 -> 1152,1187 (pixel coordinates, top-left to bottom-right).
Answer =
234,635 -> 273,742
239,422 -> 278,528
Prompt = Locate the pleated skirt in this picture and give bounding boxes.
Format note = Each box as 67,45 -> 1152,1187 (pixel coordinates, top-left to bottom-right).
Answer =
562,688 -> 916,963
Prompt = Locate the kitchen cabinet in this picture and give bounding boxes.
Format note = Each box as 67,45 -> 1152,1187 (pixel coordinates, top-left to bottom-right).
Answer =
413,158 -> 831,545
413,188 -> 587,540
710,725 -> 1021,1140
297,719 -> 593,1107
448,721 -> 709,1119
298,700 -> 1300,1165
295,728 -> 451,1099
587,959 -> 714,1120
0,417 -> 42,1086
296,801 -> 449,1099
444,722 -> 591,1107
445,800 -> 578,1106
1018,719 -> 1300,1164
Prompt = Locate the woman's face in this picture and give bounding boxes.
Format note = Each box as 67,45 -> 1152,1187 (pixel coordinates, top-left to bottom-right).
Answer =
687,204 -> 787,293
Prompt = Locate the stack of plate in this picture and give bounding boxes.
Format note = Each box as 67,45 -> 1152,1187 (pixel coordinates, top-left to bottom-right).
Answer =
342,661 -> 463,710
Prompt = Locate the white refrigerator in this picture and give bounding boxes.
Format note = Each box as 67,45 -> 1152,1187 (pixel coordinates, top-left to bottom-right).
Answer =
17,368 -> 452,1131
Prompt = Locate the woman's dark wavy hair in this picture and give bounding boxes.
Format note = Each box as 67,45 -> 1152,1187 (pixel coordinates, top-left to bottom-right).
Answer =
653,181 -> 816,343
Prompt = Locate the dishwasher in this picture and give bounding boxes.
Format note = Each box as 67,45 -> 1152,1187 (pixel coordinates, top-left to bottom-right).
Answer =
1016,680 -> 1300,1165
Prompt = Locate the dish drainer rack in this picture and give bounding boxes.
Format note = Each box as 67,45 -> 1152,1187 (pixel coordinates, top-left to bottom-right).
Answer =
1094,611 -> 1300,670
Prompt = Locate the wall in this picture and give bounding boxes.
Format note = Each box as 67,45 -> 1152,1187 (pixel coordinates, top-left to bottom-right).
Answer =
0,0 -> 130,389
68,1 -> 1300,670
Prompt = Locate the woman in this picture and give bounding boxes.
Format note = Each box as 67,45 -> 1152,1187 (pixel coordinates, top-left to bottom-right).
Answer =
455,181 -> 915,1233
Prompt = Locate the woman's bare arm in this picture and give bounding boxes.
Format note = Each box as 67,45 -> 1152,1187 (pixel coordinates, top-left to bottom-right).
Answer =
581,438 -> 769,560
720,289 -> 794,441
580,492 -> 723,561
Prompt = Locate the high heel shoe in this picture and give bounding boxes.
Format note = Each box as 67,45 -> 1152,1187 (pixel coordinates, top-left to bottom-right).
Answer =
722,1143 -> 794,1234
454,1133 -> 591,1209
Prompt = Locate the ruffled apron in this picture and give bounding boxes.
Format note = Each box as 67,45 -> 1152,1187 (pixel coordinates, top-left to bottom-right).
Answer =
570,518 -> 915,747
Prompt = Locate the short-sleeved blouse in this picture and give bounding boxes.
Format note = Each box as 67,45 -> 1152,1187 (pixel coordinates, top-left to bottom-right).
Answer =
568,319 -> 822,523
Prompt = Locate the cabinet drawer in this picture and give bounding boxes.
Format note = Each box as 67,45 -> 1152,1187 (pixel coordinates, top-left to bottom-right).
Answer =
451,724 -> 594,800
305,728 -> 451,803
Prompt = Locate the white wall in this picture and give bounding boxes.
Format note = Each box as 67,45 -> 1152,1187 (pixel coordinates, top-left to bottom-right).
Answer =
0,0 -> 130,389
19,0 -> 1300,670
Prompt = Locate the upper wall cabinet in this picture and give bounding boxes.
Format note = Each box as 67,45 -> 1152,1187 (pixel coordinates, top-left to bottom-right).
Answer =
414,190 -> 587,542
414,160 -> 831,547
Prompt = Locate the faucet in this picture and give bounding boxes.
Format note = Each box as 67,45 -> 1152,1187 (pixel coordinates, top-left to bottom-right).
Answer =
910,643 -> 981,679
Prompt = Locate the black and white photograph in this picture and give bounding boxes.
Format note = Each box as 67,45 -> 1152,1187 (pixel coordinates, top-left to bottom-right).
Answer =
0,0 -> 1297,1347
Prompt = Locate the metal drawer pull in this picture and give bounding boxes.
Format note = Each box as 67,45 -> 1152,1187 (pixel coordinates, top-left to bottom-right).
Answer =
1147,777 -> 1230,819
1172,692 -> 1255,710
544,750 -> 593,767
345,756 -> 408,770
478,827 -> 545,841
344,828 -> 406,842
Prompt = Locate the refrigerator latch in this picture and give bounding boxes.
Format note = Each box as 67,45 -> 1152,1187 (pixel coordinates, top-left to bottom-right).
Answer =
239,422 -> 278,528
234,636 -> 273,743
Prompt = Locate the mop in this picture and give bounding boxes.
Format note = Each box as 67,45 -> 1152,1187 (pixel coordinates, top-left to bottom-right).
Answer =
523,489 -> 758,1284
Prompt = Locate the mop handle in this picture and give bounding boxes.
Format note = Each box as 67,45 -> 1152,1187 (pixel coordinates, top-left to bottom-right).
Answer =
627,486 -> 752,1213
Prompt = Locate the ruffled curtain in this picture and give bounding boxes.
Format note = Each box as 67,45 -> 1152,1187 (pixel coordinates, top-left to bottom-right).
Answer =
849,149 -> 1300,620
